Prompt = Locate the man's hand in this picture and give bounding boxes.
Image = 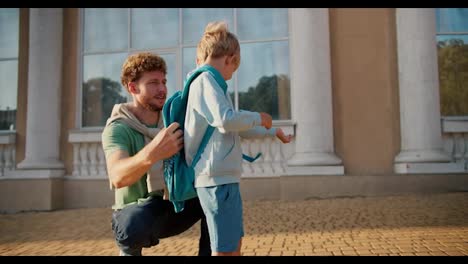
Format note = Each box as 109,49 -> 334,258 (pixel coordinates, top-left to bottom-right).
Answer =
276,128 -> 292,144
148,122 -> 183,162
106,122 -> 184,189
259,112 -> 272,129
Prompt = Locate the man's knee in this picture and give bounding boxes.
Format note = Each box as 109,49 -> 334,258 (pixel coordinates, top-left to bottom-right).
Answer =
112,207 -> 161,248
115,220 -> 159,248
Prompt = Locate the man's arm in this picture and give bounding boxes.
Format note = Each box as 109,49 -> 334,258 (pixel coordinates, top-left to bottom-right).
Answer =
106,122 -> 183,189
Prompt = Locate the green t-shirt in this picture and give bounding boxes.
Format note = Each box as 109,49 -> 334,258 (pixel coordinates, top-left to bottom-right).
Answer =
101,121 -> 163,210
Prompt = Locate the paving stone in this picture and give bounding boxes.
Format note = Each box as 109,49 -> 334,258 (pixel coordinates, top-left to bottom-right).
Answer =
0,192 -> 467,256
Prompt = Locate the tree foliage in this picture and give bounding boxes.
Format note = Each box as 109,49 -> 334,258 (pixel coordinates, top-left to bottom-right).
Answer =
438,38 -> 468,116
82,77 -> 127,126
231,74 -> 291,120
0,108 -> 15,130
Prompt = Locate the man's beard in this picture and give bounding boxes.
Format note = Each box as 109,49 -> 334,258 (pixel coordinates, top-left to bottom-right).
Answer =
142,102 -> 162,112
140,96 -> 164,112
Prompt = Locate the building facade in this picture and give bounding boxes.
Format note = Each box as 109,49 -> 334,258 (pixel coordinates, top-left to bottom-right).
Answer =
0,8 -> 467,213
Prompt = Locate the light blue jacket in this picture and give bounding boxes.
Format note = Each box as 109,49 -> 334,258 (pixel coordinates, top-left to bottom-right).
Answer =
184,67 -> 277,188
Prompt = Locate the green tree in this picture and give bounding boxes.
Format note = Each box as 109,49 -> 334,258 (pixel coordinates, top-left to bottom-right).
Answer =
232,74 -> 290,120
0,108 -> 16,130
82,77 -> 127,126
438,38 -> 468,116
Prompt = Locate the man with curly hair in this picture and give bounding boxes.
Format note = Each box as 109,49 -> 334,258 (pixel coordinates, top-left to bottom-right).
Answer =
101,52 -> 210,256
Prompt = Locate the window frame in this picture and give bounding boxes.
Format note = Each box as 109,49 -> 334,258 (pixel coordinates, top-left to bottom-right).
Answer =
77,8 -> 292,129
435,8 -> 468,118
0,8 -> 20,131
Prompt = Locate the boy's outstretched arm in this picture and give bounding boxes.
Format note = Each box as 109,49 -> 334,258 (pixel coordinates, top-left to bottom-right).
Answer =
275,128 -> 292,143
239,126 -> 292,144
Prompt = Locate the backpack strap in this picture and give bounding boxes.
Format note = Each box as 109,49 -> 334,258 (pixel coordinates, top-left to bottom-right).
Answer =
185,65 -> 226,168
242,153 -> 262,162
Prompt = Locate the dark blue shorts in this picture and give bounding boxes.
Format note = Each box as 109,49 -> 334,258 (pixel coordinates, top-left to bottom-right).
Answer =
111,195 -> 210,256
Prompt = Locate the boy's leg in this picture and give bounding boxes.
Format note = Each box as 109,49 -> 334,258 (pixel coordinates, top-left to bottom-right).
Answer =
198,216 -> 211,256
196,183 -> 244,256
234,238 -> 242,256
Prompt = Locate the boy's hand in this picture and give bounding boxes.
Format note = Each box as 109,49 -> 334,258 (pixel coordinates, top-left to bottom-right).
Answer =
276,128 -> 292,143
259,112 -> 272,129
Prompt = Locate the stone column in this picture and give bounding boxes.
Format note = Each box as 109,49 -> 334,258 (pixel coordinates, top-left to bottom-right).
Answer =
17,8 -> 64,172
287,8 -> 343,175
394,8 -> 460,174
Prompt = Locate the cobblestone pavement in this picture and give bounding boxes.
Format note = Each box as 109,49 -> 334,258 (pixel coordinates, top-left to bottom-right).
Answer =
1,192 -> 467,256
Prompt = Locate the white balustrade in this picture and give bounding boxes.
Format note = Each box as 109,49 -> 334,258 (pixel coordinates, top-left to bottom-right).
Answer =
441,117 -> 468,171
240,136 -> 293,177
39,117 -> 468,178
68,125 -> 295,179
0,131 -> 16,176
68,130 -> 107,179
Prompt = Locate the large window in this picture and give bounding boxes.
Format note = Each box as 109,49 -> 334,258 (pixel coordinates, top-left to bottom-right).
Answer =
80,8 -> 291,127
0,8 -> 19,130
436,8 -> 468,116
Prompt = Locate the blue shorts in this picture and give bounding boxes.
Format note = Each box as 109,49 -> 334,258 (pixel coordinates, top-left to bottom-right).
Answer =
196,183 -> 244,252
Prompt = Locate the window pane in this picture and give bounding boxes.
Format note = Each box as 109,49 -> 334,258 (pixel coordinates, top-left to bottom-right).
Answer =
436,8 -> 468,33
131,8 -> 179,49
159,53 -> 177,98
237,41 -> 291,120
0,60 -> 18,130
0,8 -> 19,58
437,35 -> 468,116
82,53 -> 128,127
182,8 -> 233,45
84,8 -> 128,53
182,47 -> 233,91
237,8 -> 288,41
183,47 -> 197,78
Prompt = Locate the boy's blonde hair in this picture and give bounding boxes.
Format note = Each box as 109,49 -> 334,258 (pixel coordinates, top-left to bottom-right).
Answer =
120,52 -> 167,90
196,21 -> 240,65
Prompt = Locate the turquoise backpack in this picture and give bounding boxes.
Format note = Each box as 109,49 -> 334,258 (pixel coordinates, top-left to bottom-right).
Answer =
162,64 -> 260,213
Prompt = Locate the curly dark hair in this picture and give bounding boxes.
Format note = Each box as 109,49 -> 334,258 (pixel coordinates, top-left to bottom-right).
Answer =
120,52 -> 167,90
